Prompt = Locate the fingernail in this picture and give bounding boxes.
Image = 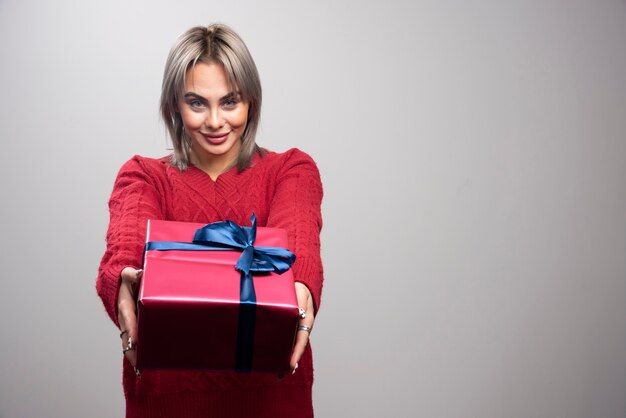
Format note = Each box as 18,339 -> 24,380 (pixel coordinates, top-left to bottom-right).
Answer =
292,363 -> 298,374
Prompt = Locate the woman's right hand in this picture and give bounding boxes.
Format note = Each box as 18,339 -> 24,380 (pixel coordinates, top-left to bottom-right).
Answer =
117,267 -> 142,368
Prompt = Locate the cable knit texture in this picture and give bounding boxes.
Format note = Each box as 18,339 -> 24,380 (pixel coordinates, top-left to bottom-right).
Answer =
96,149 -> 323,418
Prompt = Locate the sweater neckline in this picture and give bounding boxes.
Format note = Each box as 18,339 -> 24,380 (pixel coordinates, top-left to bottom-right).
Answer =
188,163 -> 235,183
187,150 -> 266,183
185,163 -> 239,196
181,152 -> 267,203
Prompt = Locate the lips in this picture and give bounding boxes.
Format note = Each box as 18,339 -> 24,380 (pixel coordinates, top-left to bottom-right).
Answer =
201,132 -> 230,145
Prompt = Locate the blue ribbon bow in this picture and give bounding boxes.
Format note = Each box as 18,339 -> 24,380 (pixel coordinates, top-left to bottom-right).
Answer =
145,213 -> 295,372
192,214 -> 295,276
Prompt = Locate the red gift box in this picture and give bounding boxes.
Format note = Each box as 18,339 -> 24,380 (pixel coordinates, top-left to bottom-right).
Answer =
135,218 -> 299,373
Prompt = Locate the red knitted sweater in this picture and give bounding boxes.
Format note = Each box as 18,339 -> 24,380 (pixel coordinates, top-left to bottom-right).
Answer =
96,148 -> 323,418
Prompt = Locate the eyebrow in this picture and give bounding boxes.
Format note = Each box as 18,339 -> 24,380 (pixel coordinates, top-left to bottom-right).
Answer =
183,91 -> 241,101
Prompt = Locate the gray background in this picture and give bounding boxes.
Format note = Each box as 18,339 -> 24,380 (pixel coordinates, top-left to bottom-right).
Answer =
0,1 -> 624,417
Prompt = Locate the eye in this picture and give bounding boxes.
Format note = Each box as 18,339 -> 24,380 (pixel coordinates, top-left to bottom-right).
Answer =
222,98 -> 239,109
189,99 -> 204,108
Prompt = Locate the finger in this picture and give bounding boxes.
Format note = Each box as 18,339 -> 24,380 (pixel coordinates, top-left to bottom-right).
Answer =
121,267 -> 143,285
118,283 -> 137,331
118,285 -> 138,367
290,327 -> 309,371
125,344 -> 137,368
121,267 -> 143,299
291,284 -> 315,372
295,282 -> 315,321
298,289 -> 315,328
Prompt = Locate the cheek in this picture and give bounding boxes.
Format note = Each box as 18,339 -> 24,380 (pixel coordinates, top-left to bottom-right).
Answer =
232,107 -> 249,129
180,110 -> 204,129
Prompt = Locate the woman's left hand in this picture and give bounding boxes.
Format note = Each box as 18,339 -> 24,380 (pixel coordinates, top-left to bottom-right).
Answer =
290,282 -> 315,373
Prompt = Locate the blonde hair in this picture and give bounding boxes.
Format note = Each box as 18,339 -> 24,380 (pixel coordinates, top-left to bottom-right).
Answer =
160,24 -> 263,171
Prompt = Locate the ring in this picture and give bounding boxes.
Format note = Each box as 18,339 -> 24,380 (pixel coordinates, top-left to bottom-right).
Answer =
298,308 -> 306,319
123,337 -> 136,354
120,330 -> 129,339
297,325 -> 312,334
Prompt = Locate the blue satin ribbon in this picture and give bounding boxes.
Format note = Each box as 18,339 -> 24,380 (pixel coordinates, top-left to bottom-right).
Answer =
145,214 -> 295,372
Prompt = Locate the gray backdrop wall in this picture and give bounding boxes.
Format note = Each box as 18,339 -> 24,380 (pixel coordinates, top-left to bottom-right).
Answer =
0,1 -> 624,417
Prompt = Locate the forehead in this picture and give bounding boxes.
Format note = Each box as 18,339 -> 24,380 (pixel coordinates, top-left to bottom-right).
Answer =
183,62 -> 236,95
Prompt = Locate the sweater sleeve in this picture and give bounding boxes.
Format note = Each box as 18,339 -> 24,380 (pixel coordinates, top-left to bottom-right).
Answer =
266,149 -> 324,313
96,156 -> 165,326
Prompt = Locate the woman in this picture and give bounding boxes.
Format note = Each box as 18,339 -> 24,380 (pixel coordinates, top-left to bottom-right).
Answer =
96,24 -> 323,417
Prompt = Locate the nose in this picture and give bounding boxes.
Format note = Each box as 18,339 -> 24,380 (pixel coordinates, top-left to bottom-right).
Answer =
205,108 -> 225,130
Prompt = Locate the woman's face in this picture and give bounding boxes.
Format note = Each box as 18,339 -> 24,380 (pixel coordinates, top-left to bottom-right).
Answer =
178,62 -> 249,173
